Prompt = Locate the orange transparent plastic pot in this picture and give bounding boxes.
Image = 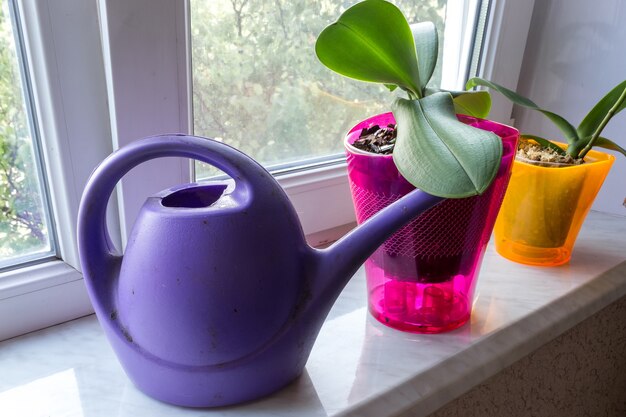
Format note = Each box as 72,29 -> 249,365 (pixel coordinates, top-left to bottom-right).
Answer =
494,145 -> 615,266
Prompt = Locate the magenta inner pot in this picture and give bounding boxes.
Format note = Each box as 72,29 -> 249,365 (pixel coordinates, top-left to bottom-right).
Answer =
345,112 -> 518,333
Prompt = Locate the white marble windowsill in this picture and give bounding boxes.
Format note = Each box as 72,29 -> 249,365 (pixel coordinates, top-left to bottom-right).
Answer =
1,211 -> 626,417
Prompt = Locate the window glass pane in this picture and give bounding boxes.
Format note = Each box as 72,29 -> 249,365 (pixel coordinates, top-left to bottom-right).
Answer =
191,1 -> 462,179
0,1 -> 55,269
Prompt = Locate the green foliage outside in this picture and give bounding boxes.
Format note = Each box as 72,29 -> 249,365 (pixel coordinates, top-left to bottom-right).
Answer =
0,0 -> 448,263
191,0 -> 446,178
0,3 -> 50,262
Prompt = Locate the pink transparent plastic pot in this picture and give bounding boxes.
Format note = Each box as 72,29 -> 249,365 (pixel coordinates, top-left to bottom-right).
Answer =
345,113 -> 518,333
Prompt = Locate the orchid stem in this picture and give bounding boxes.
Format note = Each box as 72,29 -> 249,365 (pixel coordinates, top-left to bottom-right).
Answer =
579,86 -> 626,159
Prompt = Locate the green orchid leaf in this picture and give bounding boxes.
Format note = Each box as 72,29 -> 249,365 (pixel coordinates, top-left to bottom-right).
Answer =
593,136 -> 626,157
520,134 -> 567,156
467,77 -> 579,145
410,21 -> 437,91
392,93 -> 502,198
452,91 -> 492,118
425,88 -> 471,98
384,84 -> 399,92
425,88 -> 492,118
423,87 -> 439,96
315,0 -> 422,97
577,80 -> 626,141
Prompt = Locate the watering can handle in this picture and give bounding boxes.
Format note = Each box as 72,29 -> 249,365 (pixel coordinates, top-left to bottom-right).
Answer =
77,134 -> 277,307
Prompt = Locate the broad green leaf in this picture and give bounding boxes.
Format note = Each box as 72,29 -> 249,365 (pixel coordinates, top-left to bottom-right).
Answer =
384,84 -> 399,92
577,80 -> 626,141
452,91 -> 492,118
520,134 -> 566,156
410,22 -> 437,91
315,0 -> 422,97
467,77 -> 579,145
425,88 -> 492,118
593,136 -> 626,157
392,93 -> 502,198
423,87 -> 439,96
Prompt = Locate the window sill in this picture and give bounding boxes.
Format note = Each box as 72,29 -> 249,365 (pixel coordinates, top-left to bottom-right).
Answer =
0,261 -> 93,341
1,210 -> 625,416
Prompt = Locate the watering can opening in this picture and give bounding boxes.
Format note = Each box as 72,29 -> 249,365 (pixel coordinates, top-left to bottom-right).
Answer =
161,183 -> 228,208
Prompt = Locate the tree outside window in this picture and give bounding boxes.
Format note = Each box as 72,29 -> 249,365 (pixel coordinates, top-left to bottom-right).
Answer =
191,0 -> 447,178
0,2 -> 53,266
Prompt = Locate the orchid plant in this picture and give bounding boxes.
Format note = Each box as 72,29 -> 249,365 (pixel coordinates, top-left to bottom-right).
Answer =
315,0 -> 502,198
466,78 -> 626,160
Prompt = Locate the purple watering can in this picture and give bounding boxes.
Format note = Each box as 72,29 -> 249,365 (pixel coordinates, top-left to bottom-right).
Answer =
77,135 -> 442,407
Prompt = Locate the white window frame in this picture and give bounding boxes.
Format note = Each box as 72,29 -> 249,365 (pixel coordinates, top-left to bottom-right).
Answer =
0,0 -> 118,340
0,0 -> 535,341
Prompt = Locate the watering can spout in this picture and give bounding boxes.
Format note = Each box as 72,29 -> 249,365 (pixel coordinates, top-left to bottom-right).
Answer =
310,189 -> 443,307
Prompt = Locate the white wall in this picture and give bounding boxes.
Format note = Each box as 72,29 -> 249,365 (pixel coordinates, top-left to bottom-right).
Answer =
512,0 -> 626,216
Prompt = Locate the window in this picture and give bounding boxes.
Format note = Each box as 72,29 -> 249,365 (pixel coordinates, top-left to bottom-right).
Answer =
0,0 -> 113,341
0,0 -> 55,270
0,0 -> 535,341
190,0 -> 481,179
